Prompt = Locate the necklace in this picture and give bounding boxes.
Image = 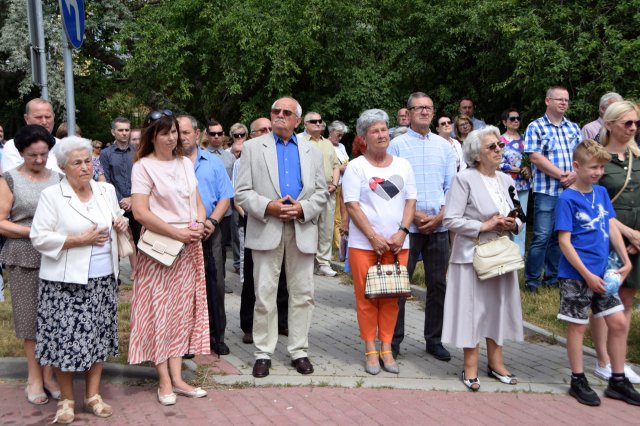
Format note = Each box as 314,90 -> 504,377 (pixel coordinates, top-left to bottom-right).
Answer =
573,187 -> 595,209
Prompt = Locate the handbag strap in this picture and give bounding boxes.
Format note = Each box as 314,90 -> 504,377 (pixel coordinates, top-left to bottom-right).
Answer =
611,149 -> 633,204
179,158 -> 195,223
376,253 -> 403,274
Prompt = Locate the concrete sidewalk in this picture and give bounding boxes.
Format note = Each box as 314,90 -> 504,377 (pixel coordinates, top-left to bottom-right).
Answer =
2,259 -> 640,424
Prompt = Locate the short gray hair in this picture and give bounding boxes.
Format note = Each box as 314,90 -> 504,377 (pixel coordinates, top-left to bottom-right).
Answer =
229,122 -> 248,135
55,136 -> 93,167
328,120 -> 348,134
177,114 -> 199,130
356,109 -> 389,136
599,92 -> 623,113
392,126 -> 408,139
462,125 -> 501,166
406,92 -> 431,109
271,97 -> 302,117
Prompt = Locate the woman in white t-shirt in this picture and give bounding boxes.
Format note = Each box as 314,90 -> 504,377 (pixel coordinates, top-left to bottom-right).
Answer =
342,109 -> 416,375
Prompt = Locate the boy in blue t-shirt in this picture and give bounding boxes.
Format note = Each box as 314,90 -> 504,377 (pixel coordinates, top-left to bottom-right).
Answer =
555,140 -> 637,407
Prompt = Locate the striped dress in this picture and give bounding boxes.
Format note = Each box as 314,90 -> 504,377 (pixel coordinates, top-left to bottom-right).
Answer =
128,240 -> 210,364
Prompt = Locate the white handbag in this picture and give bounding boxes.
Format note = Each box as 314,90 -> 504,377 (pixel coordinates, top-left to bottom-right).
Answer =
137,229 -> 185,267
473,235 -> 524,280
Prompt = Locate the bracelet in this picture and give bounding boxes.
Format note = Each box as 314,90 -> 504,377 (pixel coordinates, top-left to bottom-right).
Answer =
398,226 -> 410,234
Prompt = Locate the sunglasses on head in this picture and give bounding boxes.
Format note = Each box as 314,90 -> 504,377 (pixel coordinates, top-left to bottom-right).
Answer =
251,126 -> 272,134
232,132 -> 247,139
622,120 -> 640,129
486,142 -> 506,151
271,108 -> 295,117
146,109 -> 173,124
508,116 -> 521,122
208,131 -> 224,137
306,119 -> 323,125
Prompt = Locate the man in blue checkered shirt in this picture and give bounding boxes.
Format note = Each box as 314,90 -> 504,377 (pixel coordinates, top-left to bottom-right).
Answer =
388,92 -> 457,361
524,86 -> 582,293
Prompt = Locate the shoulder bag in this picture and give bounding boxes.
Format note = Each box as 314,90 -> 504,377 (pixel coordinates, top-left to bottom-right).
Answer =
97,182 -> 134,258
136,158 -> 191,267
364,254 -> 412,299
611,150 -> 633,204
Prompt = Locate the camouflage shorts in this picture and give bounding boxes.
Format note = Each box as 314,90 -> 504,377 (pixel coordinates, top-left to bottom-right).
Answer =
557,278 -> 623,324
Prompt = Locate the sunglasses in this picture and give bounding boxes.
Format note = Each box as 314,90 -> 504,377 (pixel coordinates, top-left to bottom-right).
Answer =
208,131 -> 224,137
508,116 -> 521,122
622,120 -> 640,129
486,142 -> 506,151
438,120 -> 452,126
408,105 -> 434,113
271,108 -> 296,117
146,109 -> 173,124
232,132 -> 247,139
251,126 -> 272,134
306,119 -> 323,125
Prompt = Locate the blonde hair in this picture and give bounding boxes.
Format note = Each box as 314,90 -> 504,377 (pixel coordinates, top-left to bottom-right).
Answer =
599,100 -> 640,157
573,139 -> 612,164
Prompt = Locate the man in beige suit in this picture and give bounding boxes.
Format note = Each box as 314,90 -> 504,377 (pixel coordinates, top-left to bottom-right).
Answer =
235,97 -> 328,378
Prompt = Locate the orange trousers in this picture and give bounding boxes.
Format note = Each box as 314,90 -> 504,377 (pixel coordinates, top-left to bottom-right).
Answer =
349,247 -> 408,343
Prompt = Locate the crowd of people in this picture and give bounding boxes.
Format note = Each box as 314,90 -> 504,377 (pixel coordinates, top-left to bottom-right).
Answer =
1,87 -> 640,423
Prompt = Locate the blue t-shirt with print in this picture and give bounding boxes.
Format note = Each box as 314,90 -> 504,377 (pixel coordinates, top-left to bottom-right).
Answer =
555,185 -> 615,280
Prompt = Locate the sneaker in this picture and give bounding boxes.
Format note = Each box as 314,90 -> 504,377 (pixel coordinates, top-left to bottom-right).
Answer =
315,265 -> 337,277
624,365 -> 640,385
569,376 -> 601,406
594,362 -> 612,381
605,377 -> 640,406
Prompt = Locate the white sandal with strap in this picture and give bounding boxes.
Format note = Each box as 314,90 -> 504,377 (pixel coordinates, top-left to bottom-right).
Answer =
53,399 -> 75,424
84,394 -> 112,418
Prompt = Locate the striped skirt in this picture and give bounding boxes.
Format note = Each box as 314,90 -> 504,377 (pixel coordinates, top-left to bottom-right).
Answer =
128,241 -> 210,365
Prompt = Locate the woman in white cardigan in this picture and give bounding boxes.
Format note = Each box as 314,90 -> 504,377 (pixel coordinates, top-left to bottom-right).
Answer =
30,137 -> 128,424
442,126 -> 524,392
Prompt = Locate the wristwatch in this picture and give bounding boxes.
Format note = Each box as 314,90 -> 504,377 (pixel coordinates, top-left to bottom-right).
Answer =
206,217 -> 219,227
398,226 -> 410,234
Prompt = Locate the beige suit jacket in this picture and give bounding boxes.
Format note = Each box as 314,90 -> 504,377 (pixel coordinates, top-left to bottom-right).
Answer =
443,168 -> 522,264
235,133 -> 328,253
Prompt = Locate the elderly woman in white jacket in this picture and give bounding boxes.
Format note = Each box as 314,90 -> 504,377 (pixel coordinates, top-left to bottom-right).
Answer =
30,136 -> 128,424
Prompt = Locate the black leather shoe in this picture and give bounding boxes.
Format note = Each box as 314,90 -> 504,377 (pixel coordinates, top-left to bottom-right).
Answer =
291,357 -> 314,374
426,342 -> 451,361
278,328 -> 289,336
242,333 -> 253,344
213,342 -> 230,356
252,359 -> 271,378
182,354 -> 195,360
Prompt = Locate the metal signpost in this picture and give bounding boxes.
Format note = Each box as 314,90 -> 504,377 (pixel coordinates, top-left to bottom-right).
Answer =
59,0 -> 85,136
26,0 -> 49,100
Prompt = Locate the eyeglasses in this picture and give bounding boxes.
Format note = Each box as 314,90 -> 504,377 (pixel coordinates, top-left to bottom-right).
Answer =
306,119 -> 323,125
508,116 -> 521,122
271,108 -> 296,117
549,97 -> 570,103
408,105 -> 434,113
486,142 -> 506,151
232,132 -> 247,139
147,109 -> 174,123
208,131 -> 224,137
458,121 -> 471,127
438,120 -> 452,126
621,120 -> 640,129
251,126 -> 272,135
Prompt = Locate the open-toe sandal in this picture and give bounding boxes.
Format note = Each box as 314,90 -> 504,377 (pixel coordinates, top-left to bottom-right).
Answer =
84,394 -> 113,418
54,399 -> 75,424
364,351 -> 380,375
44,385 -> 61,400
25,385 -> 48,405
461,371 -> 480,391
488,366 -> 517,385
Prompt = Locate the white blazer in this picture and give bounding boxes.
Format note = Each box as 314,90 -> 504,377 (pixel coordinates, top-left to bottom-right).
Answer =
30,178 -> 122,284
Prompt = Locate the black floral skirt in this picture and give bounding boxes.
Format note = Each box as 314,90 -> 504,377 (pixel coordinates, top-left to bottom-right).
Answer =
36,274 -> 119,372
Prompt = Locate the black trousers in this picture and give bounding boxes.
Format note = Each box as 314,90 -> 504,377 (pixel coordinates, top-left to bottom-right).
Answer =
124,210 -> 142,245
205,225 -> 227,342
393,232 -> 449,348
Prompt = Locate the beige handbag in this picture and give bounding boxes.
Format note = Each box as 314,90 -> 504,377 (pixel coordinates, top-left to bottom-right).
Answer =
473,235 -> 524,280
137,229 -> 185,267
364,255 -> 412,299
98,182 -> 133,258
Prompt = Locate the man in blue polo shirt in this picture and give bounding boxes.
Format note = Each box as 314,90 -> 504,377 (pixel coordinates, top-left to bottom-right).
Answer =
178,115 -> 234,356
524,86 -> 582,293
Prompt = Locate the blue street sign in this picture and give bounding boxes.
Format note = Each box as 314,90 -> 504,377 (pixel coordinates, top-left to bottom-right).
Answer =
59,0 -> 85,49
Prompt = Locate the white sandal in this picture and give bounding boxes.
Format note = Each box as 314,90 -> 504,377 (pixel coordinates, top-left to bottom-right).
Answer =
461,371 -> 481,392
84,394 -> 112,418
53,399 -> 75,424
25,384 -> 48,405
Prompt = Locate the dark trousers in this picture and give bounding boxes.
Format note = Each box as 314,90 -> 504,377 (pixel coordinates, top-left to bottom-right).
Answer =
393,232 -> 449,348
207,224 -> 227,341
124,210 -> 142,245
239,223 -> 289,334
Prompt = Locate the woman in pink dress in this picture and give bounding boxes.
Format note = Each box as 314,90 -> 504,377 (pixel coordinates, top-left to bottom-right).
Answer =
128,110 -> 210,406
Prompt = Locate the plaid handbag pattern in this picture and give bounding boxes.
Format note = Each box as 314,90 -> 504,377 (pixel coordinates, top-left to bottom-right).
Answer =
364,255 -> 412,299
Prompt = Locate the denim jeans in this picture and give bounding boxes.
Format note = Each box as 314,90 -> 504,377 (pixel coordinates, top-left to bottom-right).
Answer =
524,192 -> 561,289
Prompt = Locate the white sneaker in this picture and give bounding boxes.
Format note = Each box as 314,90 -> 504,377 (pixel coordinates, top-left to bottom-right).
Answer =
316,265 -> 337,277
594,362 -> 612,381
624,364 -> 640,384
